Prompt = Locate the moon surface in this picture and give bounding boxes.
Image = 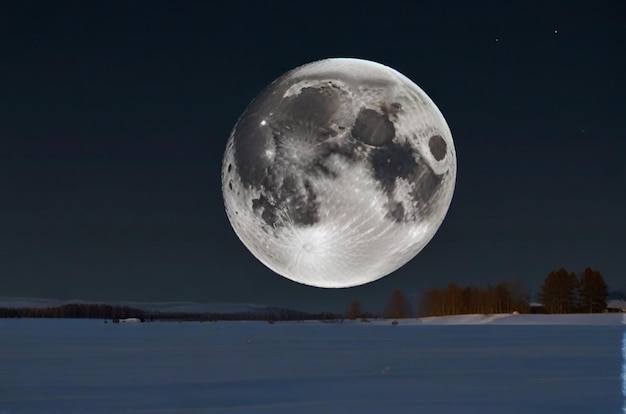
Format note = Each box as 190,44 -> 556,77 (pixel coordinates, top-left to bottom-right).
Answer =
222,58 -> 456,288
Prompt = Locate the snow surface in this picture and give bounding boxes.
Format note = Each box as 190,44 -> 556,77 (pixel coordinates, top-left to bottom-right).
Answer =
405,312 -> 625,325
1,315 -> 625,413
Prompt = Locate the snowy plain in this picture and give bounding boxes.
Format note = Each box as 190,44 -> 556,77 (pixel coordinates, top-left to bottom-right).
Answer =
1,314 -> 625,414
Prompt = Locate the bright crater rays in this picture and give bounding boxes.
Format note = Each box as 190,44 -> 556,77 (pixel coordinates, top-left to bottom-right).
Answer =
222,58 -> 456,288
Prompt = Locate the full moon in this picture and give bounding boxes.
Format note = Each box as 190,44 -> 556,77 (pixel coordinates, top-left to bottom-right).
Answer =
222,58 -> 456,288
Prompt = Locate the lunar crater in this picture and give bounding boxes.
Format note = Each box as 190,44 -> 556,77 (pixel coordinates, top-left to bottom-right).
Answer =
351,108 -> 396,147
429,134 -> 447,161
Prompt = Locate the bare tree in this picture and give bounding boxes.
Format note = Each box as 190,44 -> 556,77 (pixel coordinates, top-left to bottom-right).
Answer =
418,279 -> 530,317
444,283 -> 463,315
345,299 -> 362,320
418,288 -> 440,317
384,289 -> 411,318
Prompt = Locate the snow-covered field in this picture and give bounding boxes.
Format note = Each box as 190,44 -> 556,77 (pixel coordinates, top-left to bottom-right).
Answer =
1,315 -> 625,413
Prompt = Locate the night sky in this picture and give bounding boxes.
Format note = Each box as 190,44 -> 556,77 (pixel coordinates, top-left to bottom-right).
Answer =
2,1 -> 625,313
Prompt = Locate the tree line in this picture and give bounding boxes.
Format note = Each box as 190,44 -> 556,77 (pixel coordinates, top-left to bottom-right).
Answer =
538,267 -> 608,313
417,279 -> 530,317
346,267 -> 613,318
1,267 -> 613,321
345,282 -> 530,319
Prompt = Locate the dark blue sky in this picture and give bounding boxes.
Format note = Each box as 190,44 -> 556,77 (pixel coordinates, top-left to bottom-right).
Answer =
1,1 -> 625,313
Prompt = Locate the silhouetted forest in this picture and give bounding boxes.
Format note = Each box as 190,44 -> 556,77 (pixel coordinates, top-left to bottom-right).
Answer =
538,267 -> 609,314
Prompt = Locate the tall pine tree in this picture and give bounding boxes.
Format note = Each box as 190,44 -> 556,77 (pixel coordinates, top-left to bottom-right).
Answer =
578,267 -> 608,313
538,268 -> 579,314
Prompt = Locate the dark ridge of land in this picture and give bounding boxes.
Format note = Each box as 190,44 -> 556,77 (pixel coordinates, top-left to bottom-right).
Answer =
0,303 -> 340,322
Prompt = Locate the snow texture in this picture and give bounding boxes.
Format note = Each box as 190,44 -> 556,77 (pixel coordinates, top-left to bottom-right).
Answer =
1,314 -> 625,413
